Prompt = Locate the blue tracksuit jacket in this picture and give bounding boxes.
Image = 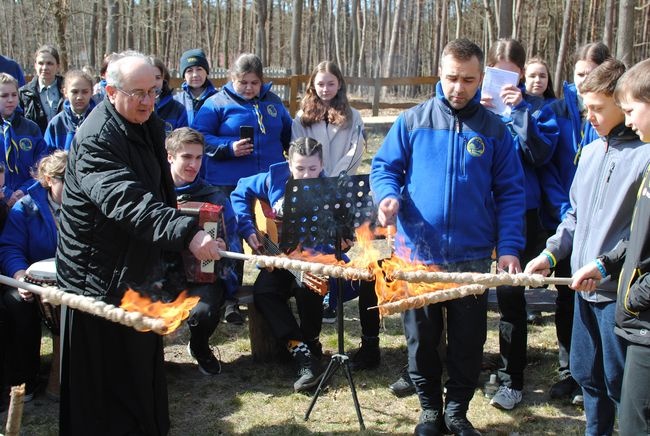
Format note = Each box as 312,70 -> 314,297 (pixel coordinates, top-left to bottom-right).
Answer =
192,81 -> 292,187
1,112 -> 47,198
0,182 -> 57,277
156,90 -> 188,136
44,99 -> 96,151
499,88 -> 558,210
538,82 -> 599,230
371,82 -> 526,264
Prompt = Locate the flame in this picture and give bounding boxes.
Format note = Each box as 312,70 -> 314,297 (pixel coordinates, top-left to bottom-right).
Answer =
350,223 -> 459,308
120,289 -> 200,334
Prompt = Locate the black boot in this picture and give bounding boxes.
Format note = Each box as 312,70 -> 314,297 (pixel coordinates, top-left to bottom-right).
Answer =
350,335 -> 380,371
389,364 -> 416,397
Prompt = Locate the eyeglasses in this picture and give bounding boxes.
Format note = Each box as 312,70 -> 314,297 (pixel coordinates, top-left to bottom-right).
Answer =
115,87 -> 161,101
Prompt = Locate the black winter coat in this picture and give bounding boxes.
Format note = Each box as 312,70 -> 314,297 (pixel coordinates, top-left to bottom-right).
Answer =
56,99 -> 200,303
19,75 -> 64,134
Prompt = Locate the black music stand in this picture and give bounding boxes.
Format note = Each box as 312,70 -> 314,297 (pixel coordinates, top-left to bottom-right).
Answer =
281,174 -> 375,431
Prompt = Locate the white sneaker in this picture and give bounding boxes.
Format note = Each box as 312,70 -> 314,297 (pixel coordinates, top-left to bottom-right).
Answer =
489,385 -> 522,410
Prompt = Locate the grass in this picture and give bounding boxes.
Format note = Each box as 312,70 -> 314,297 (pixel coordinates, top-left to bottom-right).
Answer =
10,130 -> 589,435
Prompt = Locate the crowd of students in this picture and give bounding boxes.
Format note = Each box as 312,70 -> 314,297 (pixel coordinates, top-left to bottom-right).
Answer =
0,39 -> 647,435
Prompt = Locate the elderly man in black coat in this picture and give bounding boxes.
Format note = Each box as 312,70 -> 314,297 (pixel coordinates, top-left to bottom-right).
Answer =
56,51 -> 225,436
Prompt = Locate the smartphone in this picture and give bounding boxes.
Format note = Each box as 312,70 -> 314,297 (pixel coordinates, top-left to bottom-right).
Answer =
240,125 -> 254,143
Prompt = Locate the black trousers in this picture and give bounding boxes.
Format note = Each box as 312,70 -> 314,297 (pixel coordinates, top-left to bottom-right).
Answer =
619,341 -> 650,435
1,286 -> 41,388
253,268 -> 324,343
495,209 -> 543,390
404,259 -> 491,415
358,280 -> 380,338
59,309 -> 169,436
186,283 -> 224,350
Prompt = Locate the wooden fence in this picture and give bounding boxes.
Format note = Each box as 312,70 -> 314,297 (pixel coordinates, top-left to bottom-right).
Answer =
168,75 -> 439,117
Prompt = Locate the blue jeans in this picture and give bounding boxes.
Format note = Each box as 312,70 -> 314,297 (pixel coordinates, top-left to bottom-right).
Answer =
569,295 -> 625,436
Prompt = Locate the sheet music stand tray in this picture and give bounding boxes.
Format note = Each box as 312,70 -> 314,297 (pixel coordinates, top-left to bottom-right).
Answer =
281,174 -> 375,431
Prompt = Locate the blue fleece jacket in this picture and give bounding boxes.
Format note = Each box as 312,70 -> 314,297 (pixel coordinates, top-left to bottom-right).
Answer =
156,90 -> 188,136
371,82 -> 526,264
499,88 -> 559,210
192,81 -> 293,187
0,182 -> 57,277
44,99 -> 96,151
1,112 -> 47,198
538,82 -> 599,230
175,177 -> 242,297
173,80 -> 218,126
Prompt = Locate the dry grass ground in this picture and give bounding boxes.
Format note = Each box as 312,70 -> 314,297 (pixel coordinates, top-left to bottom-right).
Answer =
9,130 -> 589,435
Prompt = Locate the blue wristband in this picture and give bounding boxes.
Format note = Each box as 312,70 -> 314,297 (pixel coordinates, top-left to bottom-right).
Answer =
594,259 -> 607,278
542,250 -> 557,268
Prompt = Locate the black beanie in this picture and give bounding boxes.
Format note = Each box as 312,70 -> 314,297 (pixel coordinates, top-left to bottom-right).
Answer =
180,49 -> 210,76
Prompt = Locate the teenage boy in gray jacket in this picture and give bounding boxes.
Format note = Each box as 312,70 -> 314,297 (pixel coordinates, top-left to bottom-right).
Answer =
526,59 -> 650,436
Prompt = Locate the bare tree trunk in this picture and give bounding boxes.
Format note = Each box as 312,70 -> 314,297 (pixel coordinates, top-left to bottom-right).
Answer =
616,0 -> 634,65
290,0 -> 303,74
603,0 -> 615,50
483,0 -> 496,44
106,0 -> 119,54
266,0 -> 274,66
576,0 -> 586,45
432,0 -> 442,73
88,1 -> 98,68
349,0 -> 359,76
554,0 -> 573,97
384,0 -> 403,77
254,0 -> 267,63
498,0 -> 513,38
53,0 -> 69,71
513,0 -> 524,40
527,0 -> 540,55
454,0 -> 462,39
358,0 -> 368,79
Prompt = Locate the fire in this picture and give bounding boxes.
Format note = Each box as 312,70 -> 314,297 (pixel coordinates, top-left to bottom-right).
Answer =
120,289 -> 200,334
350,223 -> 459,308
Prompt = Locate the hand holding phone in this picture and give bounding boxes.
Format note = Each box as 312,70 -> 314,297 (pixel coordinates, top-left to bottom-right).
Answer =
233,125 -> 255,157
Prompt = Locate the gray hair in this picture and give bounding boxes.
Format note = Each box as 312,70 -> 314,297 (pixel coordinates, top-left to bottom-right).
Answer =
105,51 -> 152,88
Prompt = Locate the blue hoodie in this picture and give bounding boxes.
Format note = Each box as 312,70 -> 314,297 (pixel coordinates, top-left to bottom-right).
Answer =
192,81 -> 293,187
371,82 -> 526,264
156,90 -> 188,136
173,80 -> 218,126
0,182 -> 57,277
499,88 -> 559,210
44,99 -> 96,151
1,112 -> 48,198
538,82 -> 599,230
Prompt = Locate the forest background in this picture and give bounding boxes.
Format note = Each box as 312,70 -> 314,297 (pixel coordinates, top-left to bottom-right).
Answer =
0,0 -> 648,97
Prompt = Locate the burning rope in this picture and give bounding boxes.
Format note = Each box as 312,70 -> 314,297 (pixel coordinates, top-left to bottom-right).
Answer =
370,284 -> 488,315
0,274 -> 168,335
390,270 -> 573,287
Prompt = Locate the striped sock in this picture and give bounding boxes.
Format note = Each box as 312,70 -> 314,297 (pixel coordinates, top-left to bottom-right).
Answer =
287,340 -> 311,357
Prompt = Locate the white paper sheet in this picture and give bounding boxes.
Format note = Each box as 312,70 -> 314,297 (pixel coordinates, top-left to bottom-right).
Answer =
481,67 -> 520,116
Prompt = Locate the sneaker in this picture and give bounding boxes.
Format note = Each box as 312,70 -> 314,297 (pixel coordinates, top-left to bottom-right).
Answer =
389,364 -> 416,397
350,336 -> 380,371
572,389 -> 584,406
187,343 -> 221,375
489,385 -> 522,410
322,306 -> 336,324
415,408 -> 443,436
549,374 -> 579,399
224,304 -> 245,325
293,350 -> 324,392
443,412 -> 482,435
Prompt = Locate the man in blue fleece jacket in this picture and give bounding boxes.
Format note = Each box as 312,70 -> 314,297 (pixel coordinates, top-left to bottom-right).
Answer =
370,38 -> 525,436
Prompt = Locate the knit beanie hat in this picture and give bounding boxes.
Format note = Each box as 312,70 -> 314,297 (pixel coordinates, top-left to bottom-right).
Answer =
180,49 -> 210,76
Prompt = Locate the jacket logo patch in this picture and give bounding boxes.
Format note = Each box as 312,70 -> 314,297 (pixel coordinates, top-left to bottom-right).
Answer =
19,138 -> 33,151
165,121 -> 174,135
267,105 -> 278,117
466,137 -> 485,157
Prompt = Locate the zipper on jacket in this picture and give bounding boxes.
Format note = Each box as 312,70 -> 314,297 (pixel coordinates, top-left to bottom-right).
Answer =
596,160 -> 615,211
456,117 -> 467,178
